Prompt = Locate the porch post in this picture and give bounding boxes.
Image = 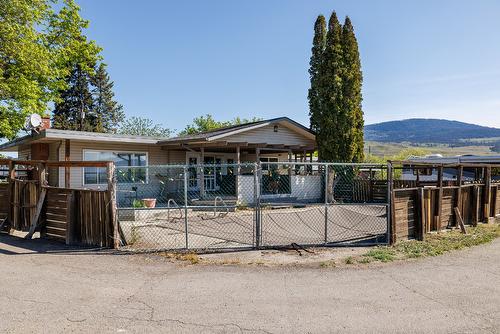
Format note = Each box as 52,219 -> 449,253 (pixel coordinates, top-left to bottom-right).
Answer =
236,145 -> 241,203
200,147 -> 205,198
288,149 -> 293,179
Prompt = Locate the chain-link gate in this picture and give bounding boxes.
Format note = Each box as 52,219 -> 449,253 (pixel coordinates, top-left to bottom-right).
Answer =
115,162 -> 389,252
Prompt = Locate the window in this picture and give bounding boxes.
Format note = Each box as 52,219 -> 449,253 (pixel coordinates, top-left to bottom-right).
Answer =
260,157 -> 279,172
83,150 -> 147,185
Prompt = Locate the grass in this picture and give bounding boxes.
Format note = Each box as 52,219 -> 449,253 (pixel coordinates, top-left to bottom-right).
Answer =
160,252 -> 200,264
345,224 -> 500,265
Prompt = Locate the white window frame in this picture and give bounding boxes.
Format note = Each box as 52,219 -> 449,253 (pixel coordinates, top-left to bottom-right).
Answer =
82,149 -> 149,186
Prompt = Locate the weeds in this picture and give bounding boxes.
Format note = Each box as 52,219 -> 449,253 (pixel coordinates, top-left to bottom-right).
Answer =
354,224 -> 500,265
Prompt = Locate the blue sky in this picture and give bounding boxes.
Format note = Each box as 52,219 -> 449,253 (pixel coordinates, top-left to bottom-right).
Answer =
79,0 -> 500,131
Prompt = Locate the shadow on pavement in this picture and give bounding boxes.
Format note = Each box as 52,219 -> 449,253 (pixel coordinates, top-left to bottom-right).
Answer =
0,233 -> 120,256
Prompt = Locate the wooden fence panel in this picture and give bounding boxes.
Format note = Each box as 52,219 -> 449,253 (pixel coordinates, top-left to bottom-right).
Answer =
10,179 -> 39,231
441,188 -> 457,229
0,183 -> 8,220
74,190 -> 113,247
45,188 -> 72,242
394,189 -> 419,240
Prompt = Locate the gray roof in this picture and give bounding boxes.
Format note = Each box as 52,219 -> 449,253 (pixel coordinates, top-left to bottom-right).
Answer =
158,117 -> 315,144
0,128 -> 163,151
0,117 -> 315,151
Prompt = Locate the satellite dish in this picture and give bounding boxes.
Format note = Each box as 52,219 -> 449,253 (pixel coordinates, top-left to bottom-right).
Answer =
24,114 -> 43,132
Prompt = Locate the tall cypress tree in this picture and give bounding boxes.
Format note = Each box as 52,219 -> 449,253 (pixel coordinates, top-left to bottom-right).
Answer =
91,63 -> 124,133
316,12 -> 345,161
341,16 -> 364,162
308,15 -> 327,135
53,64 -> 94,131
308,12 -> 365,162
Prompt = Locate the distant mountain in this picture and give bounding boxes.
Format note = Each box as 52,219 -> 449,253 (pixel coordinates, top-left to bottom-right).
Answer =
364,119 -> 500,144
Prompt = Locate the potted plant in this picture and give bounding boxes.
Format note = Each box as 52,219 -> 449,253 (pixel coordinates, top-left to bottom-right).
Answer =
142,198 -> 157,208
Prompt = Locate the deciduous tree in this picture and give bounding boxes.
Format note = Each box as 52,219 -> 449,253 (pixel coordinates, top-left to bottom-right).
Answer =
0,0 -> 101,139
119,116 -> 172,137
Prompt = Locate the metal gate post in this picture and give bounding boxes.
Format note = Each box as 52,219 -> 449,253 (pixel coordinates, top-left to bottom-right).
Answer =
386,163 -> 392,245
324,163 -> 329,244
183,166 -> 189,250
253,162 -> 261,249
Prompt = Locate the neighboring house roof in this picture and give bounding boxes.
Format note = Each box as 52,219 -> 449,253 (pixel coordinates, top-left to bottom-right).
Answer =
158,117 -> 315,144
406,155 -> 500,165
0,129 -> 162,151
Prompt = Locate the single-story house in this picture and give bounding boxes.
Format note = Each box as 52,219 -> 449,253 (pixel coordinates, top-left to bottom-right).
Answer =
0,117 -> 320,205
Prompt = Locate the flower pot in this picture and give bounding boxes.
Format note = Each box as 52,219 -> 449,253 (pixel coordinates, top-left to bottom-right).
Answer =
142,198 -> 156,208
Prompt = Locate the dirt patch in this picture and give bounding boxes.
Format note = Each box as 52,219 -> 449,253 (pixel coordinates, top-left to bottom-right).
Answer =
152,223 -> 500,268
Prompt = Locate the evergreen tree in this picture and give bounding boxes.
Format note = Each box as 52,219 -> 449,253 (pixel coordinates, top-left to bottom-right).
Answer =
52,64 -> 94,131
308,15 -> 327,136
91,63 -> 125,133
316,12 -> 345,161
341,16 -> 364,162
308,12 -> 365,163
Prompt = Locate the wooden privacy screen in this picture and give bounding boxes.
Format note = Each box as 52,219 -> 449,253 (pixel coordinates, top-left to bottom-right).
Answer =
391,184 -> 500,243
44,187 -> 114,247
0,159 -> 118,248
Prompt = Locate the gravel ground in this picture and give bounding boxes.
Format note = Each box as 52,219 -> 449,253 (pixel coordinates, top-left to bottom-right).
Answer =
0,234 -> 499,333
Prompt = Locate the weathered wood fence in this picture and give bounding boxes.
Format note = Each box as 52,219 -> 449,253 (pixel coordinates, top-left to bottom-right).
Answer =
389,162 -> 500,244
0,159 -> 118,248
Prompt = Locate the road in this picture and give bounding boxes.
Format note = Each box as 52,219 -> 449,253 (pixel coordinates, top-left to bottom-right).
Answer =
0,234 -> 499,333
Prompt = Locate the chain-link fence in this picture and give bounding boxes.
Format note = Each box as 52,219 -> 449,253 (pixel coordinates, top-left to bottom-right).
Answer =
116,162 -> 389,252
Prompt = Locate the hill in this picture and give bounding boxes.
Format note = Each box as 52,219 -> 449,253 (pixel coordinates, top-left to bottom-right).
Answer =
364,119 -> 500,144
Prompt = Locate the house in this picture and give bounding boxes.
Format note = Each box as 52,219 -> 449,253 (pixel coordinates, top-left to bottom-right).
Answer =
0,117 -> 319,205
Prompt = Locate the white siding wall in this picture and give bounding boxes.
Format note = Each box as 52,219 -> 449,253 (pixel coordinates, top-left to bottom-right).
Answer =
224,123 -> 315,147
238,175 -> 322,205
59,140 -> 169,189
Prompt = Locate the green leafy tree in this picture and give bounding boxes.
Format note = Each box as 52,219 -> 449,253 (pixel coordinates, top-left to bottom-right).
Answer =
308,12 -> 365,163
0,0 -> 101,139
179,114 -> 262,136
119,116 -> 172,137
90,63 -> 125,133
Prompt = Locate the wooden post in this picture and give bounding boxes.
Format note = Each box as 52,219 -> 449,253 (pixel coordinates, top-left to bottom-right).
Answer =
418,187 -> 426,241
454,207 -> 467,234
455,165 -> 463,227
436,166 -> 443,230
3,160 -> 15,230
199,147 -> 205,198
288,149 -> 293,178
472,185 -> 479,226
24,188 -> 47,240
236,146 -> 240,203
484,166 -> 491,223
107,162 -> 119,249
64,139 -> 70,188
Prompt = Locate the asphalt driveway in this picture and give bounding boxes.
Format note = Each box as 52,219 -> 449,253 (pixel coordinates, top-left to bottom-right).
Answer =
0,234 -> 498,333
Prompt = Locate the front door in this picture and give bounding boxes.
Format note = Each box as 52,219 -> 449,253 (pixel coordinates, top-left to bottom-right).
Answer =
203,156 -> 221,191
